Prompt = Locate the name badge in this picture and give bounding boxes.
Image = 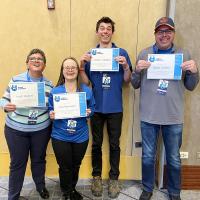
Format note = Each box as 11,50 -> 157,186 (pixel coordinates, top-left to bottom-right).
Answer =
28,110 -> 38,124
102,74 -> 111,89
157,80 -> 169,95
66,120 -> 77,133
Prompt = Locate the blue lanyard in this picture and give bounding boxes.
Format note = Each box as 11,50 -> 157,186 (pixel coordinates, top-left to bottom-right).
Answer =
27,71 -> 44,82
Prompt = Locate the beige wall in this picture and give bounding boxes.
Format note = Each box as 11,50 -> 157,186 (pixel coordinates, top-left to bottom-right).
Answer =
0,0 -> 70,153
175,0 -> 200,165
0,0 -> 167,178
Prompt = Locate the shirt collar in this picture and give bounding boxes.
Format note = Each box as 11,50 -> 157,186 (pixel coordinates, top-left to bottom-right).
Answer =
96,42 -> 117,48
153,43 -> 176,54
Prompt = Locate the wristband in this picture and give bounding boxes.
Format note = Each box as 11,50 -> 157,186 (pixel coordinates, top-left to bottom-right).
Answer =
79,68 -> 85,72
124,67 -> 129,71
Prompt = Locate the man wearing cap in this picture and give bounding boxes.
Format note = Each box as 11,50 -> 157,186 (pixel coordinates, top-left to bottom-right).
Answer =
131,17 -> 199,200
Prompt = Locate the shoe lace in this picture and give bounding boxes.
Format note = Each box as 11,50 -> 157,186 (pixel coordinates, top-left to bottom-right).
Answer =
94,178 -> 101,186
109,180 -> 120,190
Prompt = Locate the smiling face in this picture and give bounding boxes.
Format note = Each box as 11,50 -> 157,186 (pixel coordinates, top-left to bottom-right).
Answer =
96,22 -> 113,46
62,59 -> 79,81
155,25 -> 175,50
27,53 -> 45,75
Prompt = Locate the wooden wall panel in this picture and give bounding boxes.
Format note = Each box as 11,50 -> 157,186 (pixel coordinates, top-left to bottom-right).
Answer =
0,0 -> 167,179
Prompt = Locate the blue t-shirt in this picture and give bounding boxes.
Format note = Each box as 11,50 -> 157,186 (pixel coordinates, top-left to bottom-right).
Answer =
48,84 -> 95,143
85,43 -> 132,113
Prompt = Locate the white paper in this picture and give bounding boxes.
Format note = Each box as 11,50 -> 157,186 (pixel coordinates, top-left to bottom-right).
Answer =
10,82 -> 45,107
90,48 -> 119,71
53,92 -> 87,119
147,54 -> 183,80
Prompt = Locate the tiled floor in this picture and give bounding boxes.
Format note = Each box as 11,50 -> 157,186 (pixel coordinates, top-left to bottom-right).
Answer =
0,177 -> 200,200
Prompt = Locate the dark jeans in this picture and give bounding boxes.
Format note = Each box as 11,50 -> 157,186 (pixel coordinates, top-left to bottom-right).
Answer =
141,121 -> 183,195
4,125 -> 51,200
91,112 -> 123,180
52,138 -> 88,194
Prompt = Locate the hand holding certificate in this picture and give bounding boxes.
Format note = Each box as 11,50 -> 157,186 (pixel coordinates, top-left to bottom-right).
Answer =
90,48 -> 119,71
147,54 -> 183,80
53,92 -> 87,119
10,82 -> 46,107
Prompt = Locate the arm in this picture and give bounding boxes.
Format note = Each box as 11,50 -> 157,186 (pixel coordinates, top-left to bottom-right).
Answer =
79,53 -> 91,85
3,102 -> 16,112
131,70 -> 141,89
86,89 -> 95,117
48,91 -> 54,112
0,96 -> 10,109
182,60 -> 199,91
48,91 -> 55,120
115,56 -> 131,82
0,80 -> 16,112
123,66 -> 132,82
131,60 -> 151,89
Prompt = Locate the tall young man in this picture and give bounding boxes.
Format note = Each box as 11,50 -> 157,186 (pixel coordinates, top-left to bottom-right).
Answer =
80,17 -> 132,198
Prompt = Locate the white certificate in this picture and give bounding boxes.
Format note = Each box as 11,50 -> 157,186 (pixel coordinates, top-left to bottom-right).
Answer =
10,82 -> 46,107
147,54 -> 183,80
53,92 -> 87,119
90,48 -> 119,71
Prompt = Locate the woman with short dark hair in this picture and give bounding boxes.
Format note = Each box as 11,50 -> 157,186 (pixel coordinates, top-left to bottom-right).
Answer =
0,49 -> 53,200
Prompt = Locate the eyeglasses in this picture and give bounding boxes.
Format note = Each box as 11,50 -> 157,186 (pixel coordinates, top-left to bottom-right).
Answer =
63,66 -> 78,71
156,29 -> 174,36
29,57 -> 44,62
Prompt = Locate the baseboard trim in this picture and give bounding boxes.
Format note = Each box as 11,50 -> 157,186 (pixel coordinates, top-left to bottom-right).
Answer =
163,165 -> 200,190
181,165 -> 200,190
0,153 -> 141,179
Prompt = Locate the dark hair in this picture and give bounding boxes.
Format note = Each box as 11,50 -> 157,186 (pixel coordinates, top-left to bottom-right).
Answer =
56,57 -> 81,91
96,16 -> 115,32
26,48 -> 46,64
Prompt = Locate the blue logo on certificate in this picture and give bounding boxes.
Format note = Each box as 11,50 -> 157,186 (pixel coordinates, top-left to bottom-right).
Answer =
91,49 -> 97,55
11,85 -> 17,91
54,96 -> 61,102
149,56 -> 155,62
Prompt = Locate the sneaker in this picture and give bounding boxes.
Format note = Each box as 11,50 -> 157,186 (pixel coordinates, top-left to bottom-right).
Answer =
37,187 -> 49,199
139,190 -> 152,200
108,179 -> 121,199
91,176 -> 103,197
70,189 -> 83,200
18,197 -> 27,200
63,193 -> 70,200
169,194 -> 181,200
